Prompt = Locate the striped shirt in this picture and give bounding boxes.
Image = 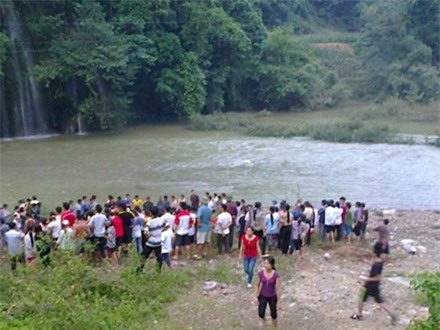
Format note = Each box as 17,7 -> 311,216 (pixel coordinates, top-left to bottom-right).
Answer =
145,217 -> 165,247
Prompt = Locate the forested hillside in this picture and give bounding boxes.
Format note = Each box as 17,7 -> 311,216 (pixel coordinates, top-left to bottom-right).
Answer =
0,0 -> 438,136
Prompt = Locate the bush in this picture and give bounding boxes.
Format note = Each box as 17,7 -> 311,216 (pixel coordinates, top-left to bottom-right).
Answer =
310,121 -> 397,143
0,253 -> 191,329
407,272 -> 440,329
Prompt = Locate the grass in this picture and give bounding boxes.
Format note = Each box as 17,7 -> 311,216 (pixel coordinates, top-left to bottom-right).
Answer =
0,249 -> 240,330
299,31 -> 360,44
188,101 -> 440,144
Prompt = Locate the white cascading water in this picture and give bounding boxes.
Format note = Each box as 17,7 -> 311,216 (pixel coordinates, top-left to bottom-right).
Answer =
2,2 -> 46,137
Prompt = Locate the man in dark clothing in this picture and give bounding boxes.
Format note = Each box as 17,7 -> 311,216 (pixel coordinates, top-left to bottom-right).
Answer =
117,202 -> 134,250
226,197 -> 237,249
351,251 -> 396,323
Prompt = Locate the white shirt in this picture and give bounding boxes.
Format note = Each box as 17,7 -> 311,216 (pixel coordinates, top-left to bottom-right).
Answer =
216,212 -> 232,235
24,232 -> 37,259
89,213 -> 107,237
58,228 -> 74,250
161,228 -> 174,254
48,217 -> 62,238
334,208 -> 343,225
325,206 -> 336,226
5,230 -> 24,256
161,212 -> 175,227
188,212 -> 196,236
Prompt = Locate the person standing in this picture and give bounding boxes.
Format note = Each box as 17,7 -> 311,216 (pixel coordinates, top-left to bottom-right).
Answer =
255,256 -> 281,329
215,204 -> 232,255
88,205 -> 107,262
250,202 -> 267,256
290,217 -> 308,260
24,225 -> 37,264
139,206 -> 165,272
5,222 -> 24,270
173,202 -> 193,260
196,200 -> 213,258
239,227 -> 262,288
265,207 -> 279,252
118,202 -> 134,251
190,189 -> 200,210
161,223 -> 174,268
278,204 -> 292,255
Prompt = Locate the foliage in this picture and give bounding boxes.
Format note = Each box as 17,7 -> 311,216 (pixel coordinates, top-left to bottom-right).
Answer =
357,0 -> 440,104
407,272 -> 440,329
309,120 -> 396,143
0,247 -> 245,329
1,0 -> 438,136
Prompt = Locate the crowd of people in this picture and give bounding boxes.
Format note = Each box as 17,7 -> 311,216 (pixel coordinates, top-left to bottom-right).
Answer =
0,190 -> 394,328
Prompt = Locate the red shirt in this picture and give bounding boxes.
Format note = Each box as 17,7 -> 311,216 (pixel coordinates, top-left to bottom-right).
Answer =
61,210 -> 76,227
341,204 -> 348,223
242,235 -> 259,258
113,216 -> 124,238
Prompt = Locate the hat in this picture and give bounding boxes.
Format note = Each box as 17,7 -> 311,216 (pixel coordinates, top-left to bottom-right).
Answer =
30,200 -> 39,205
62,220 -> 69,226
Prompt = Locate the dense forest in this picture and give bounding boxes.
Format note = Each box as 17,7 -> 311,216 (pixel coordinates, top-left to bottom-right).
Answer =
0,0 -> 438,137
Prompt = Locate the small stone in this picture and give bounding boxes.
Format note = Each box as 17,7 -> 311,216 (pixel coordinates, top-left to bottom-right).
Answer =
323,252 -> 331,259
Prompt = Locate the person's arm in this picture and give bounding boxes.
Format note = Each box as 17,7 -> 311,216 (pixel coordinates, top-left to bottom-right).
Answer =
365,275 -> 381,283
255,274 -> 261,303
256,238 -> 262,259
238,239 -> 243,260
261,216 -> 266,237
276,276 -> 282,309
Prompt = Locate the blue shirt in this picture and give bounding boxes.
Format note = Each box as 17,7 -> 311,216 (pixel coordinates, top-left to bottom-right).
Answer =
197,205 -> 212,233
265,213 -> 280,235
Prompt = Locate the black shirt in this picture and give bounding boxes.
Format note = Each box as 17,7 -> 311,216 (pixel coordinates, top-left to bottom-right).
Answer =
367,260 -> 384,288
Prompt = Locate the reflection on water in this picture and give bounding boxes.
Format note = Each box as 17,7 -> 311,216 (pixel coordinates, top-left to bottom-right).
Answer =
1,125 -> 439,209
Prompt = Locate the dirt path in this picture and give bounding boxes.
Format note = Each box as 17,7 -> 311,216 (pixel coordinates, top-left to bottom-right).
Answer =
161,210 -> 439,330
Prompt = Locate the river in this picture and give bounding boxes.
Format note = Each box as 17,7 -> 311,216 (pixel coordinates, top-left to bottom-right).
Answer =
0,125 -> 439,209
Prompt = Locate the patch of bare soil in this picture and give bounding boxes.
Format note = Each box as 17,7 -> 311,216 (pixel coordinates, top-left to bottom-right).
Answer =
163,210 -> 439,330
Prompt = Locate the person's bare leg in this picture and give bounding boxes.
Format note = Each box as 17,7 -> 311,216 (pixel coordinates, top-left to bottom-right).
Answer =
174,246 -> 180,260
207,243 -> 211,257
185,245 -> 191,259
272,319 -> 277,329
197,244 -> 203,257
357,299 -> 364,316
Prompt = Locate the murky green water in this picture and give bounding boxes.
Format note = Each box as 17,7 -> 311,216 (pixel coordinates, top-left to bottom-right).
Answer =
1,125 -> 439,209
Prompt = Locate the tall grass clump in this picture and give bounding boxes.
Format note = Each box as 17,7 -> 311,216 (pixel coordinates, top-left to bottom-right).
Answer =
310,121 -> 398,143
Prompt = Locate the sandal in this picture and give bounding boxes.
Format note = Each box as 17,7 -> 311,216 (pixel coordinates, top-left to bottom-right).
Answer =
350,314 -> 363,320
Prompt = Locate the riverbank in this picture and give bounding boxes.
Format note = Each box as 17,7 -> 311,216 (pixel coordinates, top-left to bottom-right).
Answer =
1,209 -> 438,329
164,209 -> 440,330
187,101 -> 440,146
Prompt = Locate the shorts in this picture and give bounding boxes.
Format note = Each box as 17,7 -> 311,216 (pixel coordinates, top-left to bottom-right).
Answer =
360,285 -> 383,303
115,237 -> 123,247
175,234 -> 189,247
354,223 -> 363,237
106,247 -> 115,255
325,225 -> 336,234
123,231 -> 132,244
374,241 -> 389,255
92,236 -> 107,252
197,231 -> 211,244
188,235 -> 195,245
293,239 -> 302,250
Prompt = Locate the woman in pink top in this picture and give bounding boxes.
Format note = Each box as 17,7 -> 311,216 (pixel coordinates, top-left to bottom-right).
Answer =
255,256 -> 281,328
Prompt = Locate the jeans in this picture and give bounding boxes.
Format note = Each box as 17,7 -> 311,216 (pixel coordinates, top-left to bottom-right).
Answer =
344,223 -> 352,236
162,253 -> 171,268
267,234 -> 278,251
134,237 -> 143,254
318,222 -> 326,241
138,245 -> 163,272
243,256 -> 257,284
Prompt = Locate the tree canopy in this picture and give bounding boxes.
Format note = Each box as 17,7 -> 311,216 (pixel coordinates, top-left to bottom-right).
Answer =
0,0 -> 438,134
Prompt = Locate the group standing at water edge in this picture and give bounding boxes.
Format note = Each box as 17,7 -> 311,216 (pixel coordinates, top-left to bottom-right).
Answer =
0,191 -> 395,328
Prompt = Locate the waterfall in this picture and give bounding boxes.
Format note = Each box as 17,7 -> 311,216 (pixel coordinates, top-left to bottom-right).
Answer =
1,2 -> 47,137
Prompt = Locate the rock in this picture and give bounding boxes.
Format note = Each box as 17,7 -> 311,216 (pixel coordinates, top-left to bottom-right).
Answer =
401,239 -> 418,254
383,209 -> 396,216
416,245 -> 427,253
323,252 -> 331,259
398,318 -> 411,326
203,281 -> 218,292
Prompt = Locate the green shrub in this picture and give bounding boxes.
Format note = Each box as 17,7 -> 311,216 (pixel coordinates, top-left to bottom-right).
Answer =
407,272 -> 440,330
310,120 -> 397,143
